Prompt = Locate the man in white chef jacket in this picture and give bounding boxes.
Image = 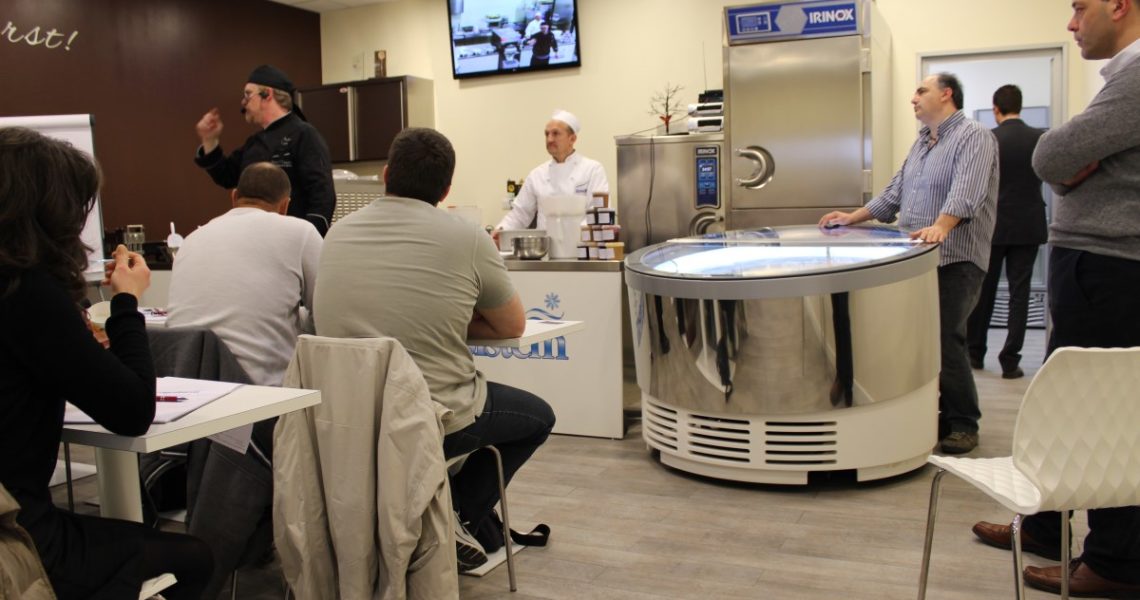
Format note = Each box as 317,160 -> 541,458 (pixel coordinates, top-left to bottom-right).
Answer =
524,11 -> 544,39
495,109 -> 609,232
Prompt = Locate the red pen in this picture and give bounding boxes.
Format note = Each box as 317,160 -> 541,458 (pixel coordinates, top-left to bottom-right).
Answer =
155,395 -> 187,402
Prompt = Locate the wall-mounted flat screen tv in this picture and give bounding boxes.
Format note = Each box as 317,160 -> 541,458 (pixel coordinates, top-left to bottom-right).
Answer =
447,0 -> 581,79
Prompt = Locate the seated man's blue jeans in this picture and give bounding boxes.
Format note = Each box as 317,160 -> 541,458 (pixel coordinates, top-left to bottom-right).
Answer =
443,382 -> 555,534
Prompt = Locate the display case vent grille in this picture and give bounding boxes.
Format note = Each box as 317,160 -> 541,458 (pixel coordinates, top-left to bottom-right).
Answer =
643,398 -> 758,465
643,400 -> 679,451
763,420 -> 838,465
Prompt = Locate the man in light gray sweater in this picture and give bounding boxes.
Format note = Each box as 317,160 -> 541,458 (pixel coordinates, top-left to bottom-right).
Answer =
970,0 -> 1140,596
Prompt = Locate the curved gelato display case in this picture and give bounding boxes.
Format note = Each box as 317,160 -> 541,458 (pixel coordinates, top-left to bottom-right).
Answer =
624,225 -> 941,484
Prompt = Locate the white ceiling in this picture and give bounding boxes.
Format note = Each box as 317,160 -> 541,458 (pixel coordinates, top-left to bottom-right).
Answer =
268,0 -> 394,13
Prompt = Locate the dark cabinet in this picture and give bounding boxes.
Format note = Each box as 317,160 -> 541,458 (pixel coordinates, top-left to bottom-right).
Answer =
298,85 -> 352,162
298,76 -> 433,162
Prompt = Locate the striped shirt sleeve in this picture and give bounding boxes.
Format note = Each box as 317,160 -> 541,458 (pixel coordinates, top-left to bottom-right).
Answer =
868,111 -> 998,269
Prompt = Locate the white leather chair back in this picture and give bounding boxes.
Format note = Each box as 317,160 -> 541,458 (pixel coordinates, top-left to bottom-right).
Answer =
1012,346 -> 1140,512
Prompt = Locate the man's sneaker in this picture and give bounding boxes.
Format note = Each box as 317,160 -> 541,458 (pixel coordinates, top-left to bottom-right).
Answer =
454,512 -> 488,572
939,431 -> 979,454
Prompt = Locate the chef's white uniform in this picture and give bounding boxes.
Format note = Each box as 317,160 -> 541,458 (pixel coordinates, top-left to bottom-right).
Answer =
524,17 -> 543,39
496,151 -> 609,231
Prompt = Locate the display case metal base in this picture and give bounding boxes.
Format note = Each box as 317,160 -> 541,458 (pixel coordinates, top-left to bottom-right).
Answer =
642,381 -> 936,485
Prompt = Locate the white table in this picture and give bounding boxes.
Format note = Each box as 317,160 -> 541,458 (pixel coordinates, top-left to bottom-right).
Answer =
61,384 -> 321,522
468,319 -> 584,348
472,260 -> 623,438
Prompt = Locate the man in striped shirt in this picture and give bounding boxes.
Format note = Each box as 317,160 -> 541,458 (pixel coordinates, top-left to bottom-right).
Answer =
819,72 -> 998,455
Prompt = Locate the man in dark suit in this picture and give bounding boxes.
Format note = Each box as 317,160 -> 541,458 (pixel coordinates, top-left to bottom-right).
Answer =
966,84 -> 1047,379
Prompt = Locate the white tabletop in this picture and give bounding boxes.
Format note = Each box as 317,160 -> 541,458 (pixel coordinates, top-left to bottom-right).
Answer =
61,383 -> 320,522
61,384 -> 321,453
467,319 -> 585,349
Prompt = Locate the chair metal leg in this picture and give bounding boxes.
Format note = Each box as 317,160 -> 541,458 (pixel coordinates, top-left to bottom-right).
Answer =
917,469 -> 946,600
486,445 -> 516,592
63,442 -> 75,512
230,570 -> 238,600
1011,514 -> 1025,600
1060,511 -> 1070,600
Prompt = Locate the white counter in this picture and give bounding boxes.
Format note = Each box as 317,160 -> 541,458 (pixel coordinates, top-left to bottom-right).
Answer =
472,260 -> 624,438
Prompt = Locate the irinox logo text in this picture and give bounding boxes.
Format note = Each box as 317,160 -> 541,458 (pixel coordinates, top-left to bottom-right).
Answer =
808,8 -> 855,24
471,336 -> 570,360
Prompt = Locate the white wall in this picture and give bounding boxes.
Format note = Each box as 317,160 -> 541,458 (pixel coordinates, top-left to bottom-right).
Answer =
921,55 -> 1055,125
875,0 -> 1087,166
322,0 -> 1098,225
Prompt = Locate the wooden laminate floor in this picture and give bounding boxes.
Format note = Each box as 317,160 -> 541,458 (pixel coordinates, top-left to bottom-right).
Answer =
57,328 -> 1104,599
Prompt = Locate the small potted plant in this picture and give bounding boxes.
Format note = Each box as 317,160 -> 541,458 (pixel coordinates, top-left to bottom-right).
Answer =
649,83 -> 685,134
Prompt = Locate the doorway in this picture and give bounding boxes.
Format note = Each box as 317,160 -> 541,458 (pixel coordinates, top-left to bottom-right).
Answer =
920,45 -> 1066,329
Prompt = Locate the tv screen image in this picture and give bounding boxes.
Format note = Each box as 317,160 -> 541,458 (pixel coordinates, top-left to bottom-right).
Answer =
447,0 -> 581,79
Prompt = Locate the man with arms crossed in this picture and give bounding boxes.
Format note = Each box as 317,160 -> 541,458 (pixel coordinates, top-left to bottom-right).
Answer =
315,128 -> 555,571
971,1 -> 1140,595
819,73 -> 998,455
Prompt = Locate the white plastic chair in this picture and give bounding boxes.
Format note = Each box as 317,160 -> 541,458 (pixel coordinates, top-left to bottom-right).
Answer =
917,347 -> 1140,599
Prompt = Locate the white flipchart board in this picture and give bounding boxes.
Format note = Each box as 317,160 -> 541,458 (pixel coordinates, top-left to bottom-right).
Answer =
0,115 -> 104,276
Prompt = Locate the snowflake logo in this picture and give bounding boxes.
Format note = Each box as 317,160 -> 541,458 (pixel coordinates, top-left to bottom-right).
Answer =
544,292 -> 560,311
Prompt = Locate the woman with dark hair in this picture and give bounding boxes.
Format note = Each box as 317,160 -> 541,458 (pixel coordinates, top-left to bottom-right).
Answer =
0,127 -> 212,599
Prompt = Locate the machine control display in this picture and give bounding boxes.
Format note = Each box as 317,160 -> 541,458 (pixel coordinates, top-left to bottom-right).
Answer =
695,146 -> 720,209
736,11 -> 773,35
726,1 -> 860,44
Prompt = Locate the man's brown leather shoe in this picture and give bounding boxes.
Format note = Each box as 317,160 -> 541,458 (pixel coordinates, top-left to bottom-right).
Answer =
1025,559 -> 1140,598
971,521 -> 1062,560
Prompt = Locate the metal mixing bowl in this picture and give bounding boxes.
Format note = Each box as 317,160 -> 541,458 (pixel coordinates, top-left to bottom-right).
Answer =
512,235 -> 550,260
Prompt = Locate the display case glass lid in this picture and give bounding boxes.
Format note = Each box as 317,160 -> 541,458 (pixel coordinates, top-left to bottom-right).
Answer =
625,225 -> 935,280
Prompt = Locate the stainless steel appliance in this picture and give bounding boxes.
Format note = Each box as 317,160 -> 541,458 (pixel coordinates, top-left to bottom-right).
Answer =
625,225 -> 940,484
615,133 -> 726,253
331,178 -> 385,224
724,0 -> 892,228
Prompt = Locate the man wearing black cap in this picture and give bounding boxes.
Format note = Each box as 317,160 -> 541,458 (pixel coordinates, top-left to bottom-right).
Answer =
524,21 -> 558,67
194,64 -> 336,236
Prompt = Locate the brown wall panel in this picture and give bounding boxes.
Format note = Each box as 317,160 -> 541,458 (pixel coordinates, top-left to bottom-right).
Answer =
0,0 -> 322,240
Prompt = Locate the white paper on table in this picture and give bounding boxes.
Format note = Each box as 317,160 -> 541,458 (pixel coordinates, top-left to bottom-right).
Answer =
139,307 -> 168,325
152,377 -> 241,423
64,377 -> 242,424
207,423 -> 253,454
88,306 -> 167,327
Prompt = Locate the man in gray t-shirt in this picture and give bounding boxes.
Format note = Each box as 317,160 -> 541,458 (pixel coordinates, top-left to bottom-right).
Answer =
315,128 -> 555,572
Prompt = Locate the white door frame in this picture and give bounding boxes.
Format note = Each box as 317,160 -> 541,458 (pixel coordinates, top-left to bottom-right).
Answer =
918,43 -> 1068,129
